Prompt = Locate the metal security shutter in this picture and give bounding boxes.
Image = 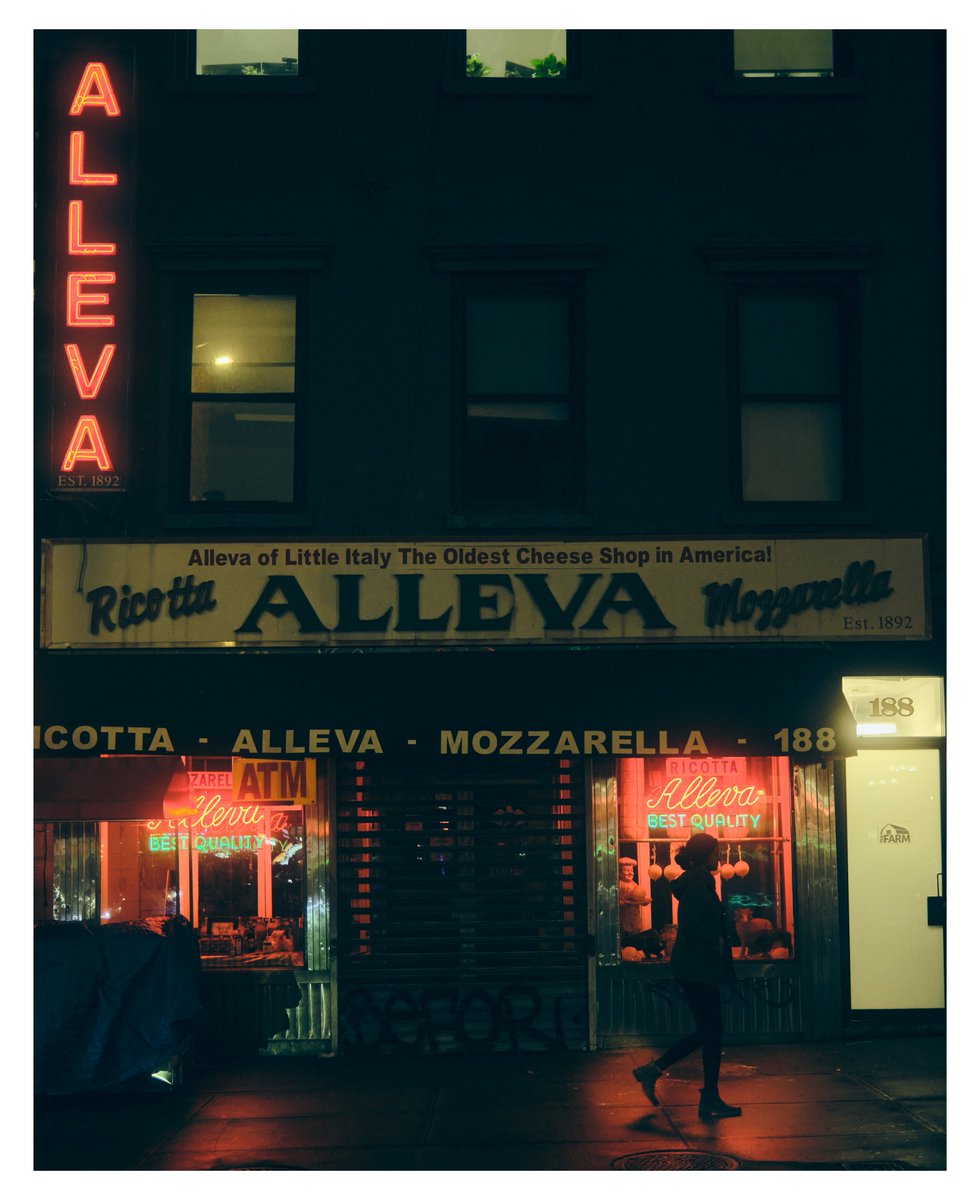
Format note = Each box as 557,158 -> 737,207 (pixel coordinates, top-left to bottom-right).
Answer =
336,757 -> 589,1052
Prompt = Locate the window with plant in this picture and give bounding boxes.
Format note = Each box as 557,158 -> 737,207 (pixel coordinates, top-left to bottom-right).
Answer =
465,30 -> 567,78
195,30 -> 299,76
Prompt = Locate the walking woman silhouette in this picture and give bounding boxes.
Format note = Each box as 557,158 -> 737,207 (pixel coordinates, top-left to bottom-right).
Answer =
632,832 -> 742,1118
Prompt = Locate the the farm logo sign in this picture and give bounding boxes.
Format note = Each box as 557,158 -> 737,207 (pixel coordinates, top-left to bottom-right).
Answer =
879,823 -> 911,845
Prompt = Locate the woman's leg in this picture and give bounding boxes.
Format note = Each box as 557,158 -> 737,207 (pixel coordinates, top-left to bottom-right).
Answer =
652,1026 -> 703,1072
633,995 -> 703,1105
680,983 -> 740,1117
636,979 -> 739,1116
648,980 -> 714,1072
680,981 -> 723,1093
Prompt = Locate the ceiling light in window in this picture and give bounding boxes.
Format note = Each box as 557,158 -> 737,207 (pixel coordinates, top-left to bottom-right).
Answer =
214,355 -> 234,366
856,722 -> 898,737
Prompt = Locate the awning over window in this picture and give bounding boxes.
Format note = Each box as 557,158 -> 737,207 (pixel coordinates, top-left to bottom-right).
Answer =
34,647 -> 865,761
34,756 -> 188,821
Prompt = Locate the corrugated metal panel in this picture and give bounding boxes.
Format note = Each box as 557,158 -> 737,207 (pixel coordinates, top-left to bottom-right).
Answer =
199,971 -> 332,1054
302,772 -> 330,974
793,762 -> 843,1039
592,768 -> 620,969
595,968 -> 801,1046
51,821 -> 99,921
266,975 -> 332,1052
726,969 -> 801,1034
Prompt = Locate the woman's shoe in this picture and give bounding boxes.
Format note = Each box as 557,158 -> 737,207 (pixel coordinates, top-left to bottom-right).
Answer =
698,1089 -> 742,1118
632,1062 -> 662,1106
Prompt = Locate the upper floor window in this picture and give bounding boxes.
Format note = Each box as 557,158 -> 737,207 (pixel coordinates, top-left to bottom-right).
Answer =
183,286 -> 302,505
731,280 -> 856,504
734,30 -> 833,78
465,29 -> 567,78
195,30 -> 299,76
455,276 -> 582,512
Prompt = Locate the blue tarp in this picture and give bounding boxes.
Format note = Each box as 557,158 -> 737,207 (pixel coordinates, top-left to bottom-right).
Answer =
34,916 -> 206,1093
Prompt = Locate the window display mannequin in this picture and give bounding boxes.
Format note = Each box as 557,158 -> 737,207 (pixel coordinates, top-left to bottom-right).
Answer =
618,856 -> 665,959
618,857 -> 649,927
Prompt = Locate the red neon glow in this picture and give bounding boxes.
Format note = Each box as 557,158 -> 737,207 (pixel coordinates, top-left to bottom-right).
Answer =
148,794 -> 293,835
64,343 -> 116,400
60,415 -> 114,471
67,272 -> 115,326
647,759 -> 764,813
67,201 -> 116,255
68,132 -> 117,185
68,63 -> 121,117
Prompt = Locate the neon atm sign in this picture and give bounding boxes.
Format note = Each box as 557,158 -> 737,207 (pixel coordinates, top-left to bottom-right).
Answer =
50,58 -> 131,491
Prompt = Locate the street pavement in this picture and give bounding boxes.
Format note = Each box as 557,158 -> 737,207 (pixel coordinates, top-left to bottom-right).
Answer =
34,1036 -> 946,1172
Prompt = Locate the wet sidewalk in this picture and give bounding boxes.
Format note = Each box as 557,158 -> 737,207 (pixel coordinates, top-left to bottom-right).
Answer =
34,1036 -> 946,1172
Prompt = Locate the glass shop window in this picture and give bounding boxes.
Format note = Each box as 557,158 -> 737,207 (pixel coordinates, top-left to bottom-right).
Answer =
35,820 -> 178,926
614,756 -> 795,964
734,30 -> 833,78
196,30 -> 299,76
34,768 -> 307,970
465,30 -> 567,78
35,821 -> 108,924
188,291 -> 298,504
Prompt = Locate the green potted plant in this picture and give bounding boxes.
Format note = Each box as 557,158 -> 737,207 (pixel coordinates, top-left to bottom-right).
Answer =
530,53 -> 566,78
465,53 -> 491,77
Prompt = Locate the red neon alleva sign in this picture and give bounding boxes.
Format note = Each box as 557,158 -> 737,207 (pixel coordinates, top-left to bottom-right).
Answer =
51,57 -> 131,491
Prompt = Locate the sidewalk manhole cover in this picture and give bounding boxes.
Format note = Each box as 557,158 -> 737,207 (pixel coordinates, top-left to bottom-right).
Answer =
611,1151 -> 740,1171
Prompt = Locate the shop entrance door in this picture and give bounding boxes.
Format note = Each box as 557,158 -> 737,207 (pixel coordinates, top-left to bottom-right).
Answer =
844,748 -> 945,1012
335,757 -> 590,1052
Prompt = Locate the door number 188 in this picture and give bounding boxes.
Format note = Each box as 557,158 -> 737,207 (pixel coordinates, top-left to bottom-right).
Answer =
870,697 -> 915,717
774,727 -> 837,752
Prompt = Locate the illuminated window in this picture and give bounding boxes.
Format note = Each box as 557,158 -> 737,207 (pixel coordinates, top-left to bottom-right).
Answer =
34,822 -> 103,923
195,30 -> 299,76
614,757 -> 795,965
186,289 -> 300,504
734,30 -> 834,78
842,676 -> 946,739
465,30 -> 567,78
35,820 -> 175,925
457,279 -> 582,510
34,765 -> 308,970
732,282 -> 855,503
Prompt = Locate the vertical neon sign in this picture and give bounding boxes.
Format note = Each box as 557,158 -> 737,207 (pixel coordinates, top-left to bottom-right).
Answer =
50,56 -> 131,491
